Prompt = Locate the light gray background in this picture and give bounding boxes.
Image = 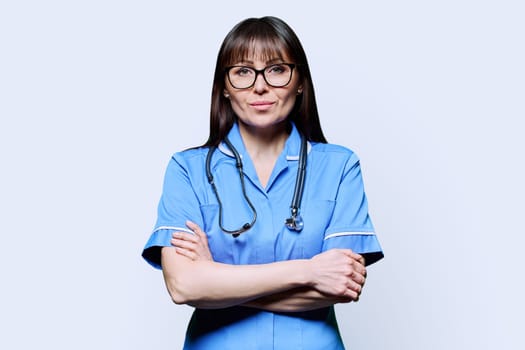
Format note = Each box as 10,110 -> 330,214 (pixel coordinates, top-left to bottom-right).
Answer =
1,1 -> 524,349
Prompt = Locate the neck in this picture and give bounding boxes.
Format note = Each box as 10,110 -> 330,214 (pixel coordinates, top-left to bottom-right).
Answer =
237,122 -> 290,160
237,121 -> 290,189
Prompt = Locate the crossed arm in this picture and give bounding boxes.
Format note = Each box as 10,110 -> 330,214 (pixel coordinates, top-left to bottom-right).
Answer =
161,221 -> 367,312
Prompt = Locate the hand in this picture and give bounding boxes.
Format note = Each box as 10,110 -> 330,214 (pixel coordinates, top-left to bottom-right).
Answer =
309,249 -> 367,302
170,221 -> 213,261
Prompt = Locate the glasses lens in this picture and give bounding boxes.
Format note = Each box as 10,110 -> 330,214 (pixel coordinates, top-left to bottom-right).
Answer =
264,64 -> 292,87
228,64 -> 293,89
228,67 -> 256,89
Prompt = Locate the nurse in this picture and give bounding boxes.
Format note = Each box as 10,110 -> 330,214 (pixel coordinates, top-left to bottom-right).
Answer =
142,16 -> 383,349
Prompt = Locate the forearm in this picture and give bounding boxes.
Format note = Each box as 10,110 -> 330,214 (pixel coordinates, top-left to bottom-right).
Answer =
243,287 -> 352,312
161,247 -> 311,309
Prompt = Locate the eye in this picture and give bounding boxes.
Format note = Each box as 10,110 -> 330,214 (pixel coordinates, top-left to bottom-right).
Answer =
266,64 -> 287,75
232,66 -> 254,77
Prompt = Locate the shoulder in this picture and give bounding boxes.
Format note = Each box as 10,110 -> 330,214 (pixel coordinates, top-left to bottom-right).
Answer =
309,142 -> 360,166
162,147 -> 212,178
170,147 -> 209,165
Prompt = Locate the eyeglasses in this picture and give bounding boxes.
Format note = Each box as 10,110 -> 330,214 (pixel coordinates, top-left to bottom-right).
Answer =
225,63 -> 297,89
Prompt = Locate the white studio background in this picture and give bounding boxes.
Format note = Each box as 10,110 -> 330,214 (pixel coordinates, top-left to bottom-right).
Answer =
1,1 -> 523,349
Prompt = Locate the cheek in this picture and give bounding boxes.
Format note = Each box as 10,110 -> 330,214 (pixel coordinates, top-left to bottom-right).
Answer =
228,96 -> 247,118
279,79 -> 301,109
281,91 -> 298,109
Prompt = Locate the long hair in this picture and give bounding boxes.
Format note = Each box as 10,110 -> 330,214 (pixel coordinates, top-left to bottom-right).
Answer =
202,16 -> 327,147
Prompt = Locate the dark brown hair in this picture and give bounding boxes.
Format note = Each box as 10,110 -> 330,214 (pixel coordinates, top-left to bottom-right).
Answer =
203,16 -> 327,147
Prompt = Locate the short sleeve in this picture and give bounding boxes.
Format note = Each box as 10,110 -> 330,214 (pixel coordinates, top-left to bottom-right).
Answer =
322,153 -> 384,266
142,153 -> 204,269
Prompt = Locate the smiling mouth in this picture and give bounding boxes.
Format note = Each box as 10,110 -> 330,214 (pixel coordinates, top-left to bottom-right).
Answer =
250,101 -> 275,110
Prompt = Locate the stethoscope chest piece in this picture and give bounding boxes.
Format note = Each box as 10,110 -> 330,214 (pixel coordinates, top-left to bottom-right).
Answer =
285,209 -> 304,232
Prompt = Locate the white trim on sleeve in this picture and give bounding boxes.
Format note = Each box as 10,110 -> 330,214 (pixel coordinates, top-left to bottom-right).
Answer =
152,226 -> 194,234
324,231 -> 376,240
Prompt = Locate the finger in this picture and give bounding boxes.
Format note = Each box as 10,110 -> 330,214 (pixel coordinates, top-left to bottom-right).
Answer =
339,248 -> 355,256
350,270 -> 367,286
347,271 -> 364,289
186,220 -> 203,233
194,227 -> 208,241
351,262 -> 367,278
346,278 -> 363,295
172,231 -> 199,243
348,257 -> 366,276
195,228 -> 208,242
175,247 -> 197,261
344,287 -> 360,302
355,254 -> 366,266
186,220 -> 209,242
171,238 -> 197,250
341,250 -> 365,267
346,250 -> 364,264
340,249 -> 363,262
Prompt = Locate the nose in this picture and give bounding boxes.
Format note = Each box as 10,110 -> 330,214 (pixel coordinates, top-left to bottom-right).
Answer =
252,71 -> 269,93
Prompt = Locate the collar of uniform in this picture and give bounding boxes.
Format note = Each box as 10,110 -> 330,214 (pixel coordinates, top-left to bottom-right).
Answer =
217,122 -> 304,161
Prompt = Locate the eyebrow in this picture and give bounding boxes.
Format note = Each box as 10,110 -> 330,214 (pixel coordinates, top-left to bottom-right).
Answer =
235,58 -> 286,66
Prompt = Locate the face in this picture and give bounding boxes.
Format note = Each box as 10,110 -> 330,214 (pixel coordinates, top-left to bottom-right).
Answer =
224,52 -> 302,135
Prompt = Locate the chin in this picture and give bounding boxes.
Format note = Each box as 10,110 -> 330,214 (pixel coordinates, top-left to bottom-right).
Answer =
242,117 -> 287,129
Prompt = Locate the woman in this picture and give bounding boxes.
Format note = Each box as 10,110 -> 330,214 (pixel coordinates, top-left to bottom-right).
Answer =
142,16 -> 383,349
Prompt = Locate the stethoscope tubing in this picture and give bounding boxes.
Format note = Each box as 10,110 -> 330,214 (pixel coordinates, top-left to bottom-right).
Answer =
206,133 -> 307,236
290,135 -> 307,217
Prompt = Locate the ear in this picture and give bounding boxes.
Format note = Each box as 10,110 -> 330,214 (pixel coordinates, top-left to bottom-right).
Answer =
297,85 -> 303,95
223,90 -> 230,98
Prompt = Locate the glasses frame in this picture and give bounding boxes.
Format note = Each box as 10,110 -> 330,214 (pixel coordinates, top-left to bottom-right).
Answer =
225,63 -> 297,89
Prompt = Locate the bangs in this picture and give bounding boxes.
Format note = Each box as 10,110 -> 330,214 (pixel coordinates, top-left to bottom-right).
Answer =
221,32 -> 293,67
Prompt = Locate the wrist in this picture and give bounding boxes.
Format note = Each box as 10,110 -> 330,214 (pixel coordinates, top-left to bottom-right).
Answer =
294,258 -> 314,287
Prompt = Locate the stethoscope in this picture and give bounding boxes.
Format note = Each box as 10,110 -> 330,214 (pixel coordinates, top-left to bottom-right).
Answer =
205,133 -> 307,237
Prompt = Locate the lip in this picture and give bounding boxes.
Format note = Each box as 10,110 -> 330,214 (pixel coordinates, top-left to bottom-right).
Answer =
249,100 -> 275,111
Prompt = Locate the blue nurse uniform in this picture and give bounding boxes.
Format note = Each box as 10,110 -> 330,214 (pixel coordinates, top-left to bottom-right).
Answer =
142,122 -> 383,349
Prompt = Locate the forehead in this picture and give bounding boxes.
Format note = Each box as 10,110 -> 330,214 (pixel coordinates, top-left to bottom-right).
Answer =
223,38 -> 292,66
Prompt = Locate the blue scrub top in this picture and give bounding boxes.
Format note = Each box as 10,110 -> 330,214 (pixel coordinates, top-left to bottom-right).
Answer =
142,123 -> 383,350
